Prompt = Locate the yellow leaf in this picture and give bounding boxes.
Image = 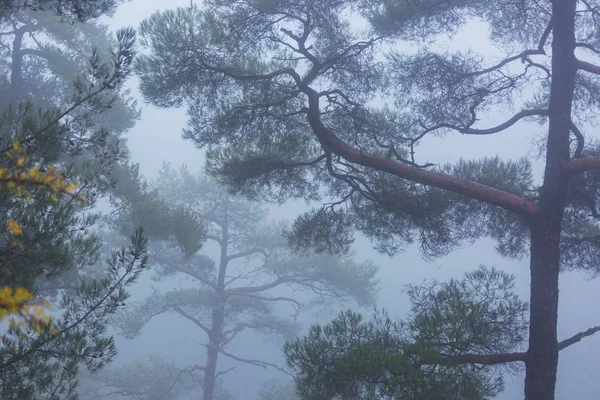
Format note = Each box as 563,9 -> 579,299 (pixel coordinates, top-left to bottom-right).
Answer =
7,219 -> 23,236
42,175 -> 55,185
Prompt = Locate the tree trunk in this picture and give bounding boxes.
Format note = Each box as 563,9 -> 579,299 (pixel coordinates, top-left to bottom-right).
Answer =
203,202 -> 230,400
3,25 -> 28,106
525,1 -> 577,399
203,307 -> 224,400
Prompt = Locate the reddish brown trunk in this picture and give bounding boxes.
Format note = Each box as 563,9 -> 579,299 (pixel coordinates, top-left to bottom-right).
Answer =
525,1 -> 577,399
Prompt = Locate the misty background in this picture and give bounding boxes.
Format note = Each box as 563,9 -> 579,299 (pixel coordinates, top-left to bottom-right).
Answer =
78,0 -> 600,398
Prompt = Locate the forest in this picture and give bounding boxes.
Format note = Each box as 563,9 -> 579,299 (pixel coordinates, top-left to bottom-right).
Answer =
0,0 -> 599,399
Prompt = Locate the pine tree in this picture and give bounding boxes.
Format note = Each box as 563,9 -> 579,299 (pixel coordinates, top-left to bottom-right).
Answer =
134,2 -> 600,399
112,164 -> 378,400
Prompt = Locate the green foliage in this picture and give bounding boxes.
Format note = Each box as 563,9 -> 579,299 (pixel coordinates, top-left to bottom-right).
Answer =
109,162 -> 207,255
286,208 -> 355,255
0,4 -> 146,399
0,22 -> 137,293
0,228 -> 148,400
132,1 -> 544,263
0,0 -> 124,22
285,266 -> 528,400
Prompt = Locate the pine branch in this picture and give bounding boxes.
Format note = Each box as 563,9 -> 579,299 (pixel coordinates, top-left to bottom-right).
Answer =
415,324 -> 600,367
300,88 -> 538,218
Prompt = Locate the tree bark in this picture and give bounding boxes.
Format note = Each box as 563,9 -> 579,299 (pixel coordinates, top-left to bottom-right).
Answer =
525,1 -> 577,399
203,308 -> 224,400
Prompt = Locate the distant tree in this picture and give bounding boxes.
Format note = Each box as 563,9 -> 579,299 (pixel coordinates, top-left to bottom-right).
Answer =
0,7 -> 139,124
77,355 -> 209,400
257,379 -> 300,400
113,164 -> 378,400
135,1 -> 600,399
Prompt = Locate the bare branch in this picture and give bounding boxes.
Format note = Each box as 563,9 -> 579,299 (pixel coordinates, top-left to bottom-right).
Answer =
226,247 -> 267,262
173,307 -> 212,335
571,121 -> 585,158
576,58 -> 600,75
414,324 -> 600,368
463,49 -> 545,78
225,275 -> 313,295
558,325 -> 600,350
215,366 -> 235,379
215,346 -> 291,375
419,108 -> 547,137
576,42 -> 600,55
538,18 -> 553,51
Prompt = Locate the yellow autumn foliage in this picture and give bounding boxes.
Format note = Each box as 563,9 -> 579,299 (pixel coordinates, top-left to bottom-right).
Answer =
0,287 -> 55,335
1,141 -> 85,247
0,141 -> 84,335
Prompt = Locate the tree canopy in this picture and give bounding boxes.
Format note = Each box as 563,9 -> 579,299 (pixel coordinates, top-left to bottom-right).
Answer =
135,1 -> 600,399
285,267 -> 529,400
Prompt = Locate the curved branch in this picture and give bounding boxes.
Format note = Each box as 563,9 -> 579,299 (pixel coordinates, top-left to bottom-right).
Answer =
538,18 -> 553,51
226,247 -> 267,262
225,275 -> 312,295
428,108 -> 547,136
570,121 -> 585,158
463,49 -> 546,78
215,346 -> 291,375
215,366 -> 235,379
301,89 -> 537,218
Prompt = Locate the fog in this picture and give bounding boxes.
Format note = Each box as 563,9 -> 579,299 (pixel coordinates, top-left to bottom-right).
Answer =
77,1 -> 600,399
